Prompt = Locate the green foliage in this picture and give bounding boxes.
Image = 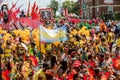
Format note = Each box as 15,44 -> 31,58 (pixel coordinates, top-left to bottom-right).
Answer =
103,12 -> 120,21
62,0 -> 75,13
62,0 -> 81,16
114,12 -> 120,20
48,0 -> 59,17
73,2 -> 81,15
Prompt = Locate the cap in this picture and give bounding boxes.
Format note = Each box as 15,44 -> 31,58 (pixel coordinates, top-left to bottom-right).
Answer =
72,60 -> 81,68
45,69 -> 54,76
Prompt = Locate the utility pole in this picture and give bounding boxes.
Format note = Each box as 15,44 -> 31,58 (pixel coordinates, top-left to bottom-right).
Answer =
92,0 -> 95,18
81,0 -> 85,19
82,0 -> 83,19
59,0 -> 62,16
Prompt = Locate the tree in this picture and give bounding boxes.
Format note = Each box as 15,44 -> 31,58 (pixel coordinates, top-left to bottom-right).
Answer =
62,0 -> 81,15
62,0 -> 75,13
72,1 -> 81,16
49,0 -> 59,17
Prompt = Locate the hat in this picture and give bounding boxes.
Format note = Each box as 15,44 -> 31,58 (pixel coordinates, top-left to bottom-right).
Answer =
45,69 -> 54,76
72,60 -> 81,68
21,43 -> 28,51
71,57 -> 78,61
72,63 -> 80,68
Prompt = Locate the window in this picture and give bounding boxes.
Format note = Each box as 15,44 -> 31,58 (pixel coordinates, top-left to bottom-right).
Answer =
108,6 -> 113,13
97,7 -> 99,12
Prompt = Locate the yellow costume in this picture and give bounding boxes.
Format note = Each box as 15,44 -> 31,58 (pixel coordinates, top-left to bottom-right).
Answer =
107,32 -> 114,43
33,69 -> 46,80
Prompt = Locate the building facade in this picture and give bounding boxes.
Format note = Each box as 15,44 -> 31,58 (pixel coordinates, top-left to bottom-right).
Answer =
78,0 -> 120,19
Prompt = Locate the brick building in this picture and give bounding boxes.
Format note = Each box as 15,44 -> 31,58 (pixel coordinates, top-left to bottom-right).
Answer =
78,0 -> 120,19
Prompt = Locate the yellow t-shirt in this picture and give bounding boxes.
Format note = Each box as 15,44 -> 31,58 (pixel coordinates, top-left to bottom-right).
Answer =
46,43 -> 52,51
95,44 -> 100,53
5,48 -> 11,54
84,30 -> 90,37
116,38 -> 120,47
1,54 -> 12,59
33,69 -> 46,80
107,32 -> 114,43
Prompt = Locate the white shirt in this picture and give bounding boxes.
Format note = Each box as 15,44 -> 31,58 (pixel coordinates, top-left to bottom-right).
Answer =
95,25 -> 100,32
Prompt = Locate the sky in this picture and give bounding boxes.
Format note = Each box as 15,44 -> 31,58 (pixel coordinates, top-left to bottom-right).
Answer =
0,0 -> 77,11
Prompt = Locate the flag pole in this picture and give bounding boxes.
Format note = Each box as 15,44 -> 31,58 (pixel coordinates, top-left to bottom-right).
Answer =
27,0 -> 30,17
39,25 -> 42,68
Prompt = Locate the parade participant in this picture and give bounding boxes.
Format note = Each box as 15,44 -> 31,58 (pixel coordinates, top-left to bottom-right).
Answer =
107,29 -> 115,51
1,5 -> 8,23
100,20 -> 107,33
0,6 -> 120,79
10,63 -> 21,80
0,37 -> 3,54
45,69 -> 54,80
1,4 -> 9,30
19,11 -> 26,18
56,60 -> 68,80
33,62 -> 49,80
29,42 -> 37,56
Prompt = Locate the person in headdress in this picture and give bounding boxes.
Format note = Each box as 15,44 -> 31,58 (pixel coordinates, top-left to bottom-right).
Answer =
56,60 -> 68,80
33,62 -> 49,80
10,63 -> 21,80
3,40 -> 13,64
17,44 -> 28,61
45,68 -> 54,80
1,4 -> 9,23
21,60 -> 33,80
1,4 -> 9,29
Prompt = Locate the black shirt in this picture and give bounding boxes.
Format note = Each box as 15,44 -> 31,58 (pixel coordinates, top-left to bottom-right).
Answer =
0,46 -> 3,54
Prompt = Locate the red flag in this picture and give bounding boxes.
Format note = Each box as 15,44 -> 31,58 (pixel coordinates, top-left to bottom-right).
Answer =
32,2 -> 36,13
27,0 -> 30,17
9,0 -> 18,11
19,18 -> 40,28
31,2 -> 38,19
9,8 -> 20,23
35,5 -> 38,13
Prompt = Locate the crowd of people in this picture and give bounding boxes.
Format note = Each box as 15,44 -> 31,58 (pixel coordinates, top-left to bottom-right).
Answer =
0,18 -> 120,80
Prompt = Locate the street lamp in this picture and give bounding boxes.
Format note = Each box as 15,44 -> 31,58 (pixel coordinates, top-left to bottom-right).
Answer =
59,0 -> 62,16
